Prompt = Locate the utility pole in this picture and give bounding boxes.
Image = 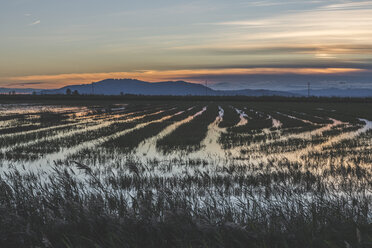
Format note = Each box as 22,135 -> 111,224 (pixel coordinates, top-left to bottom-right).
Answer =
92,83 -> 94,95
307,82 -> 310,97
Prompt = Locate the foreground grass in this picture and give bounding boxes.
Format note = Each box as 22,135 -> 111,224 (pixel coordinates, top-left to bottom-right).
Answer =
0,164 -> 371,248
1,100 -> 372,247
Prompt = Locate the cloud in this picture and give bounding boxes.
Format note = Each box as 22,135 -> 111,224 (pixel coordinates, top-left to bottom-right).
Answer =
216,8 -> 372,37
195,2 -> 372,67
3,82 -> 43,87
170,44 -> 372,56
1,67 -> 367,89
240,0 -> 319,7
29,20 -> 41,26
241,1 -> 290,7
321,1 -> 372,10
17,82 -> 43,86
213,1 -> 372,39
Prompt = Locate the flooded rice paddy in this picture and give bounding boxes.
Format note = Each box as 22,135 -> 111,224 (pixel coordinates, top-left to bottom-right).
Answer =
1,100 -> 371,247
1,101 -> 371,192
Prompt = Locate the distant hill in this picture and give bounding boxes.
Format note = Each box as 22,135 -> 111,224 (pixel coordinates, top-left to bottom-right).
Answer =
3,80 -> 372,97
41,79 -> 210,96
39,79 -> 296,96
291,88 -> 372,97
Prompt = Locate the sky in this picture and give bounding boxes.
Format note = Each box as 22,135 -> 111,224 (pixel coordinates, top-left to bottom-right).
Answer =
1,0 -> 372,90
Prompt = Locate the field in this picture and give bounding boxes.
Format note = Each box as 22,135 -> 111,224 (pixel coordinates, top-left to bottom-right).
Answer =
0,98 -> 371,247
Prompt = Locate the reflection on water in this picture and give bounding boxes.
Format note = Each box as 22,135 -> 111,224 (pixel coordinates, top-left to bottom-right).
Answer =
0,103 -> 371,182
1,102 -> 371,243
234,107 -> 248,126
135,106 -> 205,158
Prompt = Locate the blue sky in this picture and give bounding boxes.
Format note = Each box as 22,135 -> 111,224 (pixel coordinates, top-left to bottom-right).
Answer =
1,0 -> 372,90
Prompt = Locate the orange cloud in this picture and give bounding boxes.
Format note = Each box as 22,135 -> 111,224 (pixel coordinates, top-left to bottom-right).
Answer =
2,67 -> 366,89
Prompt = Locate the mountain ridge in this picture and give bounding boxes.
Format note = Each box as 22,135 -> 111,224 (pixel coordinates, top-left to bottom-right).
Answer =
39,79 -> 297,97
2,79 -> 372,97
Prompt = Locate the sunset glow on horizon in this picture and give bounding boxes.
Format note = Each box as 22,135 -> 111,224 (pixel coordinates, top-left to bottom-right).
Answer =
3,67 -> 368,89
1,0 -> 372,90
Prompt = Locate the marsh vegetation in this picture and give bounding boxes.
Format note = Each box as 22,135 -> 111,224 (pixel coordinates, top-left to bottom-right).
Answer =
0,100 -> 371,247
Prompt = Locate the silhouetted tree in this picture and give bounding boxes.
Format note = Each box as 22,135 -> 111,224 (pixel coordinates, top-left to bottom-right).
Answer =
66,88 -> 71,95
73,90 -> 79,95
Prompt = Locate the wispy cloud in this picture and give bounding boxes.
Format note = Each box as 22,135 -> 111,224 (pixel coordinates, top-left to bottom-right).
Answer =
4,82 -> 43,87
321,1 -> 372,10
170,44 -> 372,56
242,1 -> 289,7
2,0 -> 372,89
195,2 -> 372,64
1,68 -> 366,88
240,0 -> 318,7
29,20 -> 41,26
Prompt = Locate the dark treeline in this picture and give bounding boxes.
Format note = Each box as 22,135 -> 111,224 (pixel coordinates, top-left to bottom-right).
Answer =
1,94 -> 372,104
